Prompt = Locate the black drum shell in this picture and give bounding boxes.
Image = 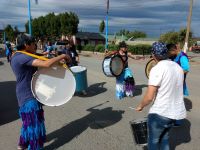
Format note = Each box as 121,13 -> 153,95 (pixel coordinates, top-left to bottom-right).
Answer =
130,118 -> 148,145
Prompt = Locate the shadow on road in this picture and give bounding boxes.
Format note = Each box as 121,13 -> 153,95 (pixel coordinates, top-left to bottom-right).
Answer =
133,84 -> 147,96
75,82 -> 107,97
45,102 -> 124,149
0,81 -> 19,126
168,98 -> 192,149
0,61 -> 4,66
169,119 -> 191,150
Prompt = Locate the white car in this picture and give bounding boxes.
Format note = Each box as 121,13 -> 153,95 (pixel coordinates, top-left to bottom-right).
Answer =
54,41 -> 69,55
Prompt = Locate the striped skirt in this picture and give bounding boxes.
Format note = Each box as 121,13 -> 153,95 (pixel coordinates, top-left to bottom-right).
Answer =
18,99 -> 46,150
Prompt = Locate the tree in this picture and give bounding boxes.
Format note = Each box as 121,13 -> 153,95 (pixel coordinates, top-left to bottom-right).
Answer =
159,28 -> 192,48
14,26 -> 20,39
4,25 -> 14,41
116,29 -> 146,38
159,31 -> 179,44
99,20 -> 105,33
25,11 -> 79,40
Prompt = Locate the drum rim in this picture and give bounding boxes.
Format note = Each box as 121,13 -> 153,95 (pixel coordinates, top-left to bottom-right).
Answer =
31,66 -> 76,106
102,54 -> 124,77
102,56 -> 112,76
129,117 -> 147,124
145,59 -> 156,79
70,65 -> 87,73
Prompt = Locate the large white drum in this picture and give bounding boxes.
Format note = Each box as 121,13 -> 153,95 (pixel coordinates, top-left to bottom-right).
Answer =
102,55 -> 124,77
31,64 -> 76,106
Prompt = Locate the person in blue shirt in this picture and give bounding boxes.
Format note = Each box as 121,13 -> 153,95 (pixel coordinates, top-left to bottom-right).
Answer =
167,43 -> 190,127
10,33 -> 71,150
5,40 -> 12,62
42,41 -> 55,58
167,43 -> 190,96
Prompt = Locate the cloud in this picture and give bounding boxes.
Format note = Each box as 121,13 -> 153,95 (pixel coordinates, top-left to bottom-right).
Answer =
0,0 -> 199,37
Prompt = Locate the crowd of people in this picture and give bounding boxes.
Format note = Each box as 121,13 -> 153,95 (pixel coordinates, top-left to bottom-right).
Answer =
3,32 -> 190,150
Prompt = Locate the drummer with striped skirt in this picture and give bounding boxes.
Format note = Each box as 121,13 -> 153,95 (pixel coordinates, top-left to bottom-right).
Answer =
10,33 -> 71,150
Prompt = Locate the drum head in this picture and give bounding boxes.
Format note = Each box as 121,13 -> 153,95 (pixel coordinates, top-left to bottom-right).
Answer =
145,59 -> 157,79
70,66 -> 86,73
31,65 -> 76,106
110,55 -> 124,76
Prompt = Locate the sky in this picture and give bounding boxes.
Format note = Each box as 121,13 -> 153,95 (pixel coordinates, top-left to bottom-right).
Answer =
0,0 -> 199,38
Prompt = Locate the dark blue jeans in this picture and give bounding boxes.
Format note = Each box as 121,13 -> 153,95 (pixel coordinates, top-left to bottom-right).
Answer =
148,113 -> 175,150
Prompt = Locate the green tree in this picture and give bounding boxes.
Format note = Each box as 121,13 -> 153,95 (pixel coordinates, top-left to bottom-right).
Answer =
14,26 -> 19,39
127,30 -> 146,39
159,31 -> 179,44
4,25 -> 14,41
116,29 -> 146,38
159,28 -> 192,48
99,20 -> 105,33
25,11 -> 79,40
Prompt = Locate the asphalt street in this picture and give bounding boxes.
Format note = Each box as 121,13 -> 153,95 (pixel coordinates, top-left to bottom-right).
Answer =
0,52 -> 200,150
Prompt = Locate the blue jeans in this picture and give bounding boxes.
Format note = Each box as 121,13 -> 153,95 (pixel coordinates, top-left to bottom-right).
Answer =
148,114 -> 175,150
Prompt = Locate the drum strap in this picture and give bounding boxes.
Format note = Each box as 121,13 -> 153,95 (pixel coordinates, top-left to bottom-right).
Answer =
15,51 -> 69,69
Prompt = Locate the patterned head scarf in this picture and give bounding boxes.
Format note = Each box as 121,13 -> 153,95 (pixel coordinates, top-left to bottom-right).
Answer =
151,42 -> 168,59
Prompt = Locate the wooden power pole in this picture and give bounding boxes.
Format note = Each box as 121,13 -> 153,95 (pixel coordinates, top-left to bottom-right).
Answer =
183,0 -> 193,53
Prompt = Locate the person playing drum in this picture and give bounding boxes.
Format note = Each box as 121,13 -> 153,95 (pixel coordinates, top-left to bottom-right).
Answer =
10,33 -> 71,150
135,42 -> 186,150
105,41 -> 136,99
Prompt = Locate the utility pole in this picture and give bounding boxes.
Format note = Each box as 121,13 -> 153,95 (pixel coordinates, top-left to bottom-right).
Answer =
183,0 -> 193,53
27,0 -> 38,36
28,0 -> 32,35
105,0 -> 109,51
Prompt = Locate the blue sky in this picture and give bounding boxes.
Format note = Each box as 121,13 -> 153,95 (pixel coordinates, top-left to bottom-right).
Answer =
0,0 -> 199,37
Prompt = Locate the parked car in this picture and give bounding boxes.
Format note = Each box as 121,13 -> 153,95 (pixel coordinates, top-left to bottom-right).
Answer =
54,41 -> 69,55
190,41 -> 200,53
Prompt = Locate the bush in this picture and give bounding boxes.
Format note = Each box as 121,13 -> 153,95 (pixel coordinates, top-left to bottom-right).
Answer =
76,44 -> 82,50
108,44 -> 118,51
128,44 -> 152,55
81,43 -> 152,55
83,44 -> 95,52
107,44 -> 151,55
95,44 -> 105,52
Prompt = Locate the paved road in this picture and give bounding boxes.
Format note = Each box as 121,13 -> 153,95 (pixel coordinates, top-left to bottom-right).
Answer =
0,53 -> 200,150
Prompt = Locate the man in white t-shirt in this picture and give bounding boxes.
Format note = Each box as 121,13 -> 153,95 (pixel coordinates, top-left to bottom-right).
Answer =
136,42 -> 186,150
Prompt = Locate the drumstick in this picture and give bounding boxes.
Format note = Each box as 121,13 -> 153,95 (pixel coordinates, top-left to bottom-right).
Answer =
129,107 -> 136,110
16,51 -> 69,69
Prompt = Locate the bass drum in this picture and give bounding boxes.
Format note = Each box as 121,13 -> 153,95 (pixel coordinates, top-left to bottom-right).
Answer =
102,55 -> 124,77
31,64 -> 76,106
145,59 -> 157,79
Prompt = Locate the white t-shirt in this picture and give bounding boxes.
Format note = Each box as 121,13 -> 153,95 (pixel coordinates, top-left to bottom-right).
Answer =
148,60 -> 186,120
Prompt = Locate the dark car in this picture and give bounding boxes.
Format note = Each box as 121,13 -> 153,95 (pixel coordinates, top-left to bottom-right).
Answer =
190,41 -> 200,53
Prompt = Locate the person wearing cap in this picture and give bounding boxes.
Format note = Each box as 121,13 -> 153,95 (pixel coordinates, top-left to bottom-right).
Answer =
135,42 -> 186,150
10,33 -> 71,150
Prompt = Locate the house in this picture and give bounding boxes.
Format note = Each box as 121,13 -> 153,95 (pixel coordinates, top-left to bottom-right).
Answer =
76,32 -> 105,46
